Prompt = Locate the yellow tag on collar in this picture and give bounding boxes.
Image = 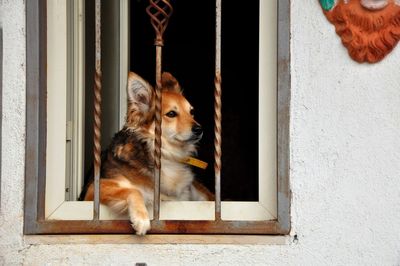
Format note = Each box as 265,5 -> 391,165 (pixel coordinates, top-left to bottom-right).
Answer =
181,157 -> 208,169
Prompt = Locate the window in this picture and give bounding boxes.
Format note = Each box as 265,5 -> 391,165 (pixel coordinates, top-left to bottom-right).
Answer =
25,0 -> 290,235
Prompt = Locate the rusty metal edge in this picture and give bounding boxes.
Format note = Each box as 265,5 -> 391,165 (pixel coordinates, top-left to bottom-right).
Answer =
25,0 -> 47,234
277,0 -> 291,234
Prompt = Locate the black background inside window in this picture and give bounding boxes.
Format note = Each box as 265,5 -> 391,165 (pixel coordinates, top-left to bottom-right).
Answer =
130,0 -> 259,201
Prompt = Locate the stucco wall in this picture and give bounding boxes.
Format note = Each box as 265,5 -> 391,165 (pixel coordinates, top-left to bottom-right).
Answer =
1,1 -> 400,265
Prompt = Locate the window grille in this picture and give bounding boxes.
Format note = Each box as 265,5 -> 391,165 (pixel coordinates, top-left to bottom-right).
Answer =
24,0 -> 290,235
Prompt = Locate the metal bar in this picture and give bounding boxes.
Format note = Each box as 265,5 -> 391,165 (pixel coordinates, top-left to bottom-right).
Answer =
146,0 -> 173,221
214,0 -> 222,221
93,0 -> 102,221
153,45 -> 163,221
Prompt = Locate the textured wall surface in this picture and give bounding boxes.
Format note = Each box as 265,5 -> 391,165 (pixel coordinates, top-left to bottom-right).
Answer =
1,1 -> 400,265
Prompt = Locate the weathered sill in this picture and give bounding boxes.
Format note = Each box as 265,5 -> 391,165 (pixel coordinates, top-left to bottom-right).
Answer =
24,234 -> 291,245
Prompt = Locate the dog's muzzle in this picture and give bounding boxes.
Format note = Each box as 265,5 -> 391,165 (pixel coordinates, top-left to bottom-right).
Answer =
192,124 -> 203,136
190,124 -> 203,142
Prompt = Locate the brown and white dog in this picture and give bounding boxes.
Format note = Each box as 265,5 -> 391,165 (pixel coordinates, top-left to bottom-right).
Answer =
81,72 -> 213,235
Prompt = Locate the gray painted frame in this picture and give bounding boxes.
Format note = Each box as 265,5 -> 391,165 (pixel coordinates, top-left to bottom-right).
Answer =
24,0 -> 291,235
25,0 -> 47,233
0,25 -> 3,208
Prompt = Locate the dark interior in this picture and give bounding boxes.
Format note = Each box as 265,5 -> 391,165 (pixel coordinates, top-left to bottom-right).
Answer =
84,0 -> 260,201
130,0 -> 260,201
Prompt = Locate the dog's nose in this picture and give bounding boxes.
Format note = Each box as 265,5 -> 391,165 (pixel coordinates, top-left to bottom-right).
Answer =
192,125 -> 203,136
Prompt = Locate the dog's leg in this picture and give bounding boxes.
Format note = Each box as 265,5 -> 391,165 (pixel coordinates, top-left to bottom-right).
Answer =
84,179 -> 151,235
126,189 -> 151,235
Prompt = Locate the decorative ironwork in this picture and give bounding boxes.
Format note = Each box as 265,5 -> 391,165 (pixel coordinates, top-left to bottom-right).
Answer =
24,0 -> 291,235
214,74 -> 222,220
146,0 -> 173,46
146,0 -> 173,221
93,0 -> 102,220
214,0 -> 222,221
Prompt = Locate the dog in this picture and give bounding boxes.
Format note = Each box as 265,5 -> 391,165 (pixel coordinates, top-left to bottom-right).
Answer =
80,72 -> 213,235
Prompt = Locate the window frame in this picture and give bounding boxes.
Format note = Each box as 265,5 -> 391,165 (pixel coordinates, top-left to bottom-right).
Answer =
24,0 -> 291,235
45,0 -> 276,223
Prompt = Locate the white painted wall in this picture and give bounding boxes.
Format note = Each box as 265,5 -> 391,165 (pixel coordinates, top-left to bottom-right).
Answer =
1,1 -> 400,265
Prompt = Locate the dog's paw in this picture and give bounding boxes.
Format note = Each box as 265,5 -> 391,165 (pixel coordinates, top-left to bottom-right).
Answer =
131,213 -> 151,235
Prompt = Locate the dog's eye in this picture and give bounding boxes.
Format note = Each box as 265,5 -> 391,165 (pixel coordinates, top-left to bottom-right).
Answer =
166,111 -> 178,118
190,109 -> 194,116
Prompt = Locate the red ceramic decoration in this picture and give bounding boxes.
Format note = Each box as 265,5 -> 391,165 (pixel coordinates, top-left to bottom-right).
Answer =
321,0 -> 400,63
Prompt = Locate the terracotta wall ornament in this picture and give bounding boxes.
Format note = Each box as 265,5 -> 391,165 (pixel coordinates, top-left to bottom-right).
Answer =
319,0 -> 400,63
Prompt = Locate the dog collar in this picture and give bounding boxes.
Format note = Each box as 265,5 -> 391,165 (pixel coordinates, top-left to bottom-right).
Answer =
181,157 -> 208,169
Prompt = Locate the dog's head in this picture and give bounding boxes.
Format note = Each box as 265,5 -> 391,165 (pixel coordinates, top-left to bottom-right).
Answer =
126,72 -> 203,146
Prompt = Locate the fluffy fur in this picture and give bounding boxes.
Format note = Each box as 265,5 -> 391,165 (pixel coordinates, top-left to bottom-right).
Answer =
81,72 -> 213,235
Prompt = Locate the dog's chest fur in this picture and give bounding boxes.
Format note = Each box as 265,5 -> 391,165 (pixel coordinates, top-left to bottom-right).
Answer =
160,159 -> 193,200
106,128 -> 195,200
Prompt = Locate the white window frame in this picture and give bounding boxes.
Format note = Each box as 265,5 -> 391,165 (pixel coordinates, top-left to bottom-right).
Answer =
45,0 -> 278,222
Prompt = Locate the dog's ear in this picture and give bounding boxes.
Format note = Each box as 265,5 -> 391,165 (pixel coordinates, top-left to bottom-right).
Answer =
161,72 -> 182,94
126,72 -> 154,126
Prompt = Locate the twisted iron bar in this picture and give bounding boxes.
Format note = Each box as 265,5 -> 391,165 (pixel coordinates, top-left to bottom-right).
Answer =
146,0 -> 223,222
214,0 -> 222,220
93,0 -> 102,220
214,73 -> 222,220
146,0 -> 173,221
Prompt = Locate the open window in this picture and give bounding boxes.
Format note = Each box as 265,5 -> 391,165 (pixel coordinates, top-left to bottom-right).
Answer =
25,0 -> 290,234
